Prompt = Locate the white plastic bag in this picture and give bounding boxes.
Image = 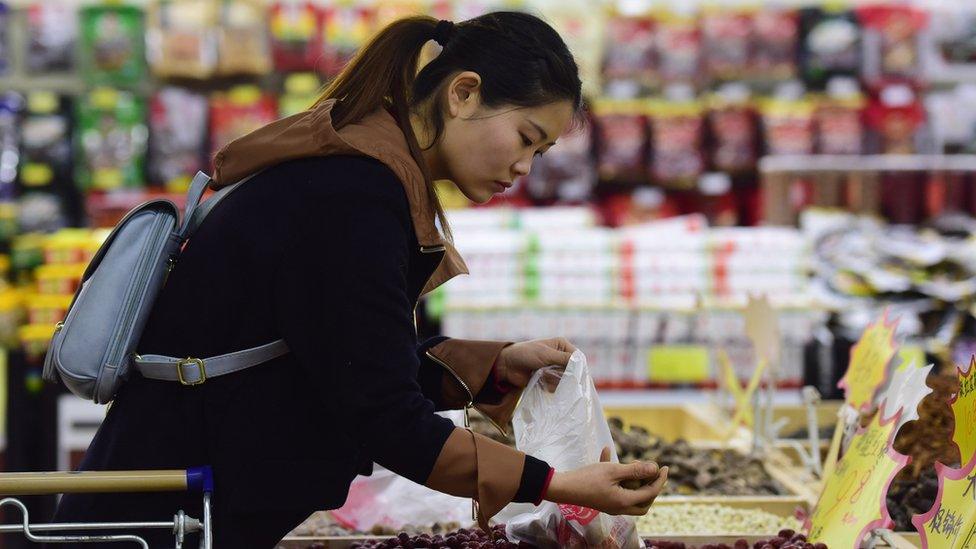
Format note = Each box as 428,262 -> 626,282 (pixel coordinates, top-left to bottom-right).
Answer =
500,350 -> 641,548
331,410 -> 475,532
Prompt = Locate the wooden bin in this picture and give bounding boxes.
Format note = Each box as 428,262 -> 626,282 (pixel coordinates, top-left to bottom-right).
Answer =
278,531 -> 919,549
603,404 -> 749,446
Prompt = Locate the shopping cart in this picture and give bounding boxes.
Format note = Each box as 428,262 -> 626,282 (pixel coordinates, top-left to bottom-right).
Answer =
0,466 -> 213,548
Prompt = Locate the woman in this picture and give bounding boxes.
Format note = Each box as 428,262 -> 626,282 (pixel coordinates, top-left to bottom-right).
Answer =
52,12 -> 668,548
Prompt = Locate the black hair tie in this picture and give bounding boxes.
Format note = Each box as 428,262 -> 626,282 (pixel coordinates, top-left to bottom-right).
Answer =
432,19 -> 455,47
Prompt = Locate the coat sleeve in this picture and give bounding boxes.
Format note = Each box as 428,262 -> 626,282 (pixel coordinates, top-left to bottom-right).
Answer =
271,160 -> 549,526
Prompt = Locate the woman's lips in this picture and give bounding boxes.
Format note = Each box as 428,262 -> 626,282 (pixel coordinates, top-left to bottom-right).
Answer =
493,180 -> 512,192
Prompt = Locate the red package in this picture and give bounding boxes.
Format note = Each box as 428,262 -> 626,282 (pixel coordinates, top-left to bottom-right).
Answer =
857,5 -> 927,82
601,15 -> 656,95
320,4 -> 375,78
701,8 -> 753,82
815,78 -> 866,155
760,97 -> 816,156
209,85 -> 278,165
593,100 -> 647,183
270,2 -> 323,72
752,9 -> 799,81
654,10 -> 701,87
520,119 -> 596,204
707,86 -> 757,173
865,84 -> 925,153
647,99 -> 705,189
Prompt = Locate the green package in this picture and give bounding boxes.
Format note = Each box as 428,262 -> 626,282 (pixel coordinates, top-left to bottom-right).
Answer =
75,88 -> 147,191
80,4 -> 146,87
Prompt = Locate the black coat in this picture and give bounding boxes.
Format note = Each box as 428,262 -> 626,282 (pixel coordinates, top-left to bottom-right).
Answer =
49,156 -> 480,548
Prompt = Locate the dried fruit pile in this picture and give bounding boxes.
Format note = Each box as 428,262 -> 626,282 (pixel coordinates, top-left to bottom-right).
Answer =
645,529 -> 828,549
891,374 -> 960,481
886,466 -> 940,531
339,525 -> 526,548
610,418 -> 787,495
637,504 -> 803,535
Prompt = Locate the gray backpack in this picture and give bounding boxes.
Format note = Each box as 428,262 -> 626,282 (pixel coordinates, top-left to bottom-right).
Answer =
43,171 -> 289,404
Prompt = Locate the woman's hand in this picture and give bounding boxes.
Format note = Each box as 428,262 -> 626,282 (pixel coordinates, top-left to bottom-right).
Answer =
496,337 -> 577,389
544,448 -> 669,516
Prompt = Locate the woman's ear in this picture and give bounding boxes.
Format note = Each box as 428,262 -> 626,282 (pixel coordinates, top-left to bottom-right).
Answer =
446,71 -> 483,118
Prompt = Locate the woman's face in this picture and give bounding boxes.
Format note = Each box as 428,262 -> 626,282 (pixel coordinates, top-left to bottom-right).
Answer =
434,72 -> 575,204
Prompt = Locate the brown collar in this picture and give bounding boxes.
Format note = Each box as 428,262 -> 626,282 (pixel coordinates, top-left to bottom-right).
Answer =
212,99 -> 468,295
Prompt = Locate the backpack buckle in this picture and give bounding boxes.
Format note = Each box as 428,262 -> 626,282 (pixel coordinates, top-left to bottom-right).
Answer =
176,358 -> 207,386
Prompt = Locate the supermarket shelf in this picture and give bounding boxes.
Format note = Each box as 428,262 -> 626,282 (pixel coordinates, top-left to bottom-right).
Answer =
760,154 -> 976,174
599,388 -> 804,407
443,298 -> 829,313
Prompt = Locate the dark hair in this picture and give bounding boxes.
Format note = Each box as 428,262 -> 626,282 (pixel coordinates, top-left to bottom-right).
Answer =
315,12 -> 583,236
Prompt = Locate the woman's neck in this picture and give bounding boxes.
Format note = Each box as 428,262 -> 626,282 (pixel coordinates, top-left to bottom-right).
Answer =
409,110 -> 449,181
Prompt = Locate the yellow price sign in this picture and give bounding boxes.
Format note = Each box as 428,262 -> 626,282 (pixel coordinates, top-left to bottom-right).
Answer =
951,357 -> 976,465
717,348 -> 766,429
744,294 -> 780,364
912,455 -> 976,549
808,412 -> 909,549
838,313 -> 900,411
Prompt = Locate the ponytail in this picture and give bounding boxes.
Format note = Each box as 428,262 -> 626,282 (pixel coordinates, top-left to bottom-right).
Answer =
314,16 -> 452,239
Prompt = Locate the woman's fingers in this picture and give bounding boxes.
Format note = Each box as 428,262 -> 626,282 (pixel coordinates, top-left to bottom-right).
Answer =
546,347 -> 574,367
553,337 -> 578,353
600,447 -> 611,462
625,465 -> 669,507
614,460 -> 659,482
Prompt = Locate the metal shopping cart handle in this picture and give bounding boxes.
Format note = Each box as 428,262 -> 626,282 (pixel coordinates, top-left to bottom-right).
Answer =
0,466 -> 214,549
0,466 -> 214,496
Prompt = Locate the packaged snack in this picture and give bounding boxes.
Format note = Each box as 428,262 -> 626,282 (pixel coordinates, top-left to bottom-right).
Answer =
706,83 -> 757,173
0,92 -> 22,201
857,5 -> 927,82
18,92 -> 74,231
924,8 -> 976,83
520,118 -> 596,204
865,83 -> 925,154
209,85 -> 277,163
25,3 -> 77,74
542,5 -> 606,100
148,87 -> 209,192
593,99 -> 647,183
601,15 -> 656,97
646,87 -> 705,189
759,83 -> 816,156
799,7 -> 861,90
19,92 -> 72,192
653,9 -> 702,87
79,3 -> 146,87
752,8 -> 799,82
278,73 -> 321,118
319,4 -> 376,78
697,172 -> 739,226
146,0 -> 219,79
216,0 -> 272,76
270,1 -> 322,72
701,7 -> 753,83
0,3 -> 9,76
815,77 -> 866,155
925,84 -> 976,153
74,87 -> 147,191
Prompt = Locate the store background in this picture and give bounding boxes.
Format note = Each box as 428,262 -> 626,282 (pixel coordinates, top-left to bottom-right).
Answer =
0,0 -> 974,546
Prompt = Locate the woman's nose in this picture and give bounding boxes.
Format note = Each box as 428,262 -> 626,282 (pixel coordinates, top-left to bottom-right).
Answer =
513,157 -> 532,178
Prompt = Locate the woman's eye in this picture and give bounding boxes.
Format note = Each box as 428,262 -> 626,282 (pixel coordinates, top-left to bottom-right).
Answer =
520,133 -> 533,147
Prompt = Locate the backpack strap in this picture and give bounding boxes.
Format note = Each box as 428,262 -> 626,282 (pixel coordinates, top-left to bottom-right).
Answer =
133,339 -> 290,386
178,170 -> 262,241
